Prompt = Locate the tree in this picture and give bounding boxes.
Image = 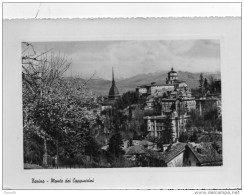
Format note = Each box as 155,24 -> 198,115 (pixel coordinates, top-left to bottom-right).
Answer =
203,78 -> 209,93
198,73 -> 204,96
179,132 -> 188,143
189,131 -> 198,142
22,42 -> 98,167
162,113 -> 174,144
153,97 -> 162,115
128,106 -> 132,121
115,91 -> 139,110
84,136 -> 100,160
107,133 -> 124,158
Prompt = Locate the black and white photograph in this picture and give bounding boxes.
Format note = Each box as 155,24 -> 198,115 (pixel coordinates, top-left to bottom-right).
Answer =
22,40 -> 222,169
3,4 -> 241,190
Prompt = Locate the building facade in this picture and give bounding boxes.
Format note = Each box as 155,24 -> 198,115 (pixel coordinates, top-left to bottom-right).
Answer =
166,68 -> 178,84
143,68 -> 196,140
144,111 -> 189,140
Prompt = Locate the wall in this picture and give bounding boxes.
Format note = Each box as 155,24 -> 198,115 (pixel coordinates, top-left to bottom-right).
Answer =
183,148 -> 199,166
167,152 -> 184,167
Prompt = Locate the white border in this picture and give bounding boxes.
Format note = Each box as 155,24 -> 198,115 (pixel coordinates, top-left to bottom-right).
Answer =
3,17 -> 241,190
3,2 -> 242,19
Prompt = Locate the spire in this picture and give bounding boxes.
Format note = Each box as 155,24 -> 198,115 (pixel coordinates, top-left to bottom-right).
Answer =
108,67 -> 120,99
112,67 -> 115,84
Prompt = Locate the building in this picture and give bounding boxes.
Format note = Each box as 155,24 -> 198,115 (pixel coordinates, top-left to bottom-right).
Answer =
184,142 -> 222,166
100,68 -> 120,110
166,68 -> 178,84
161,141 -> 222,167
135,84 -> 151,95
143,68 -> 196,139
144,95 -> 154,110
162,142 -> 187,167
108,67 -> 120,100
150,83 -> 175,96
144,111 -> 189,140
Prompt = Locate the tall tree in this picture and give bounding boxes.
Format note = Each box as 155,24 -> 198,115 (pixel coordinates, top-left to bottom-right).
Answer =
107,133 -> 124,158
199,73 -> 204,96
203,78 -> 209,93
162,113 -> 174,144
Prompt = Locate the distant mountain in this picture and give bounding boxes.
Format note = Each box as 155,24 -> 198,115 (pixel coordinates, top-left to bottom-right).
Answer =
66,71 -> 221,96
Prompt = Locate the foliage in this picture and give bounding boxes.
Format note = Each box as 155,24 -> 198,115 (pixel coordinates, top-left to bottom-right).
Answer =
187,101 -> 222,133
153,97 -> 162,115
22,42 -> 99,166
189,131 -> 198,142
162,113 -> 174,144
208,76 -> 221,93
107,132 -> 124,159
110,157 -> 136,168
115,91 -> 139,110
203,78 -> 209,92
84,136 -> 100,158
178,132 -> 188,143
199,73 -> 204,95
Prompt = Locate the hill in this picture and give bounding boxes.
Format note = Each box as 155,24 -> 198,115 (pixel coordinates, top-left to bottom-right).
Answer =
66,71 -> 221,96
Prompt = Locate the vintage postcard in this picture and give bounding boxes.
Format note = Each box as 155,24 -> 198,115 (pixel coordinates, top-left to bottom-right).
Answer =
3,17 -> 241,190
22,40 -> 222,170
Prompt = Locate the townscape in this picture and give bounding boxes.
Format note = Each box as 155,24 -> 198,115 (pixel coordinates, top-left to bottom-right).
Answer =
23,42 -> 222,169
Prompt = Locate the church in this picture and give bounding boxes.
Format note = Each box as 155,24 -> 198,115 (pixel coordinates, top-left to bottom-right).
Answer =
100,68 -> 120,110
108,67 -> 120,100
142,68 -> 196,140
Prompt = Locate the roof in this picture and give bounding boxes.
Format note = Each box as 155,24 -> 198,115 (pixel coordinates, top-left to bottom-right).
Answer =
133,140 -> 154,147
145,149 -> 165,161
125,145 -> 147,155
101,145 -> 109,151
137,84 -> 151,88
174,80 -> 186,83
108,83 -> 120,98
197,133 -> 222,143
108,68 -> 120,98
162,142 -> 187,163
140,140 -> 154,146
187,142 -> 222,166
168,68 -> 177,74
151,82 -> 175,87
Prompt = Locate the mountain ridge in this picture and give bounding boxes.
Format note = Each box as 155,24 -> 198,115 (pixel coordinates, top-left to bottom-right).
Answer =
66,71 -> 221,96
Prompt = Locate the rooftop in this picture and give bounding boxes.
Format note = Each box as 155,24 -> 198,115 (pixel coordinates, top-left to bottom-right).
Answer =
187,142 -> 222,166
162,142 -> 187,163
168,68 -> 177,74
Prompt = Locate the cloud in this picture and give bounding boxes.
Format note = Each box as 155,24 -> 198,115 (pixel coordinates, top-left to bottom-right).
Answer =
30,40 -> 221,80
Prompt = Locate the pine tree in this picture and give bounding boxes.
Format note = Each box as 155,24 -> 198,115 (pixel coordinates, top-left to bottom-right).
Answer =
203,78 -> 209,93
199,73 -> 204,96
162,114 -> 174,144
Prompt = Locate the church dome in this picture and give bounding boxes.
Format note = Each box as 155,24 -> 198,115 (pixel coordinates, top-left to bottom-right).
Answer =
108,84 -> 120,98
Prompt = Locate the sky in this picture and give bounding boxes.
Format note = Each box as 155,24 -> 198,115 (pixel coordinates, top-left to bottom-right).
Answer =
27,40 -> 221,80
